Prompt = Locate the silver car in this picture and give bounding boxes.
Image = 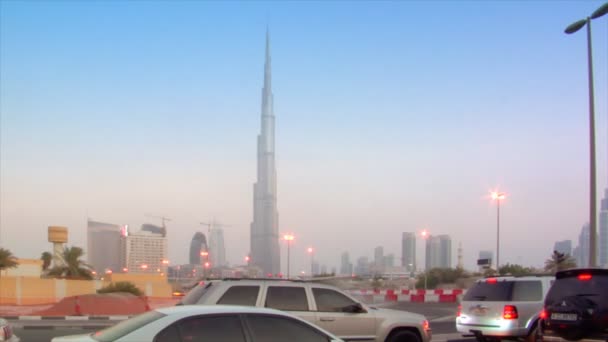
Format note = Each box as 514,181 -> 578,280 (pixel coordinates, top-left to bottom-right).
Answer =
456,276 -> 554,342
180,279 -> 432,342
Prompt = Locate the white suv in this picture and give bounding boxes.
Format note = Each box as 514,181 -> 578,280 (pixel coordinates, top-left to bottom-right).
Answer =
179,278 -> 431,342
456,276 -> 554,342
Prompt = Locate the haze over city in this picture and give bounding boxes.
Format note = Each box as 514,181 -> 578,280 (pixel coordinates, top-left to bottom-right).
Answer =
1,1 -> 607,275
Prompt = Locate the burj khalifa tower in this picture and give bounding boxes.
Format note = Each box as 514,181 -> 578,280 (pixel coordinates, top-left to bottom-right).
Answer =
250,30 -> 280,276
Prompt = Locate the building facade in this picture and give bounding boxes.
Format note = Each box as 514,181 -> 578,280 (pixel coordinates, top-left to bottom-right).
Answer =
575,224 -> 590,268
600,189 -> 608,267
189,232 -> 208,265
401,232 -> 416,272
426,235 -> 452,269
86,219 -> 124,274
250,30 -> 280,276
340,252 -> 353,276
209,227 -> 227,268
121,229 -> 168,274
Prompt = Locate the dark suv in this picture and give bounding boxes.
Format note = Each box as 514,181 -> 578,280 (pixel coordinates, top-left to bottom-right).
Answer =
540,268 -> 608,342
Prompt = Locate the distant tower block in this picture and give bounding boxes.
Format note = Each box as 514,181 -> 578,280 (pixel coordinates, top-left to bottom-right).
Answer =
457,242 -> 464,269
48,226 -> 68,267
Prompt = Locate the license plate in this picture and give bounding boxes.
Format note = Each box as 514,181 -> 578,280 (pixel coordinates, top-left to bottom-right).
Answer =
551,313 -> 578,321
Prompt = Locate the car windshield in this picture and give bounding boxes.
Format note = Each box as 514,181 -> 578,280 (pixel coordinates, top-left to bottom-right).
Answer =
92,311 -> 165,342
180,282 -> 214,305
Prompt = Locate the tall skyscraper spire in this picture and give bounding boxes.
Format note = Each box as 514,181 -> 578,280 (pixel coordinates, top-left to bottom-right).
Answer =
251,30 -> 280,276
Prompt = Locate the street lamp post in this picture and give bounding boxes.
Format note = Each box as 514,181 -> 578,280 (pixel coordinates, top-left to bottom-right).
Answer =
491,191 -> 506,271
564,2 -> 608,267
307,247 -> 314,277
283,234 -> 295,279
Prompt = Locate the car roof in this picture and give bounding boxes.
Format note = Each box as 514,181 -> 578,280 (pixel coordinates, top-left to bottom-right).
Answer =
156,304 -> 290,316
555,268 -> 608,279
478,275 -> 554,282
207,278 -> 342,290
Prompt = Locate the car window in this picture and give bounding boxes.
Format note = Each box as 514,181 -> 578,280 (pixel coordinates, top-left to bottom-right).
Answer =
545,275 -> 608,306
92,311 -> 165,342
176,315 -> 246,342
246,314 -> 329,342
313,288 -> 357,312
180,282 -> 214,305
265,286 -> 309,311
217,286 -> 260,306
463,281 -> 514,301
512,281 -> 542,301
154,325 -> 180,342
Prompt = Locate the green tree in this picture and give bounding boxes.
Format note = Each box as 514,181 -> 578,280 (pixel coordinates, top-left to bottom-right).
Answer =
97,281 -> 143,296
544,251 -> 576,274
47,246 -> 93,280
0,248 -> 18,271
499,263 -> 534,276
41,251 -> 52,271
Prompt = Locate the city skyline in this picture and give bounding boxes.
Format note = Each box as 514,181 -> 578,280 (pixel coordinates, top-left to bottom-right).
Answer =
1,1 -> 608,274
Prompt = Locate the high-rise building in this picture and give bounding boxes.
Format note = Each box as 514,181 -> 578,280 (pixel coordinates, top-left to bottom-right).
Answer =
250,30 -> 280,276
209,227 -> 227,268
321,265 -> 327,275
312,261 -> 320,276
373,246 -> 384,275
340,252 -> 353,275
401,232 -> 416,272
553,240 -> 573,256
354,257 -> 370,276
87,219 -> 124,274
426,235 -> 452,269
383,254 -> 395,268
121,227 -> 168,274
576,224 -> 590,267
189,232 -> 208,265
600,189 -> 608,267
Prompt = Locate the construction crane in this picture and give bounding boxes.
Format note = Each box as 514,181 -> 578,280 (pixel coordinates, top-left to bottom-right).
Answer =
199,219 -> 230,234
145,214 -> 172,228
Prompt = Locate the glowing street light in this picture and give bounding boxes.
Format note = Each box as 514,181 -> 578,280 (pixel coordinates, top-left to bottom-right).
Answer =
141,264 -> 148,270
490,191 -> 506,270
283,234 -> 295,279
161,259 -> 170,265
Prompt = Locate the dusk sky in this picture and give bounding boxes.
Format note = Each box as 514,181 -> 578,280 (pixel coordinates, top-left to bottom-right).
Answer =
1,1 -> 607,274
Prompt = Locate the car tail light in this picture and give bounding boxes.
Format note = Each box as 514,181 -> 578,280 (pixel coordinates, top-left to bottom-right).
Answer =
422,320 -> 430,331
578,273 -> 592,281
503,305 -> 519,320
539,308 -> 548,320
457,304 -> 462,317
486,278 -> 498,284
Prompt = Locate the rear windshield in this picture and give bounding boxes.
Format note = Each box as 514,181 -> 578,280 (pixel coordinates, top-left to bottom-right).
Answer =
545,275 -> 608,306
180,282 -> 214,305
92,311 -> 165,342
464,280 -> 543,302
464,281 -> 513,301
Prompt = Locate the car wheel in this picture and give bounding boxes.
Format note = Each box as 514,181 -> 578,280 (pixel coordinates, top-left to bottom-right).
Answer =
386,330 -> 421,342
524,324 -> 539,342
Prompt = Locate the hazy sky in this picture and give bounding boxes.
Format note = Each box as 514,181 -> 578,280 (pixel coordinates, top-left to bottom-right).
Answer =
1,1 -> 607,274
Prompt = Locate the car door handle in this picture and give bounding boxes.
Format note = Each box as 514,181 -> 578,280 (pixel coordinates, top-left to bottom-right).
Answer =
320,317 -> 335,322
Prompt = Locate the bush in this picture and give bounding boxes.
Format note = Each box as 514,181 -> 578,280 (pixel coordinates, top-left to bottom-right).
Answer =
415,268 -> 469,289
97,281 -> 143,296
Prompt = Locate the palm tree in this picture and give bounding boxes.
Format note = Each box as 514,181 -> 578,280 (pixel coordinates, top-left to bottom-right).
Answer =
545,250 -> 577,274
0,248 -> 18,271
47,246 -> 93,280
41,251 -> 52,271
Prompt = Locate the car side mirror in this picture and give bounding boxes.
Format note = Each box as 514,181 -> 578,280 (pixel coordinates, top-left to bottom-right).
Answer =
342,303 -> 365,313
